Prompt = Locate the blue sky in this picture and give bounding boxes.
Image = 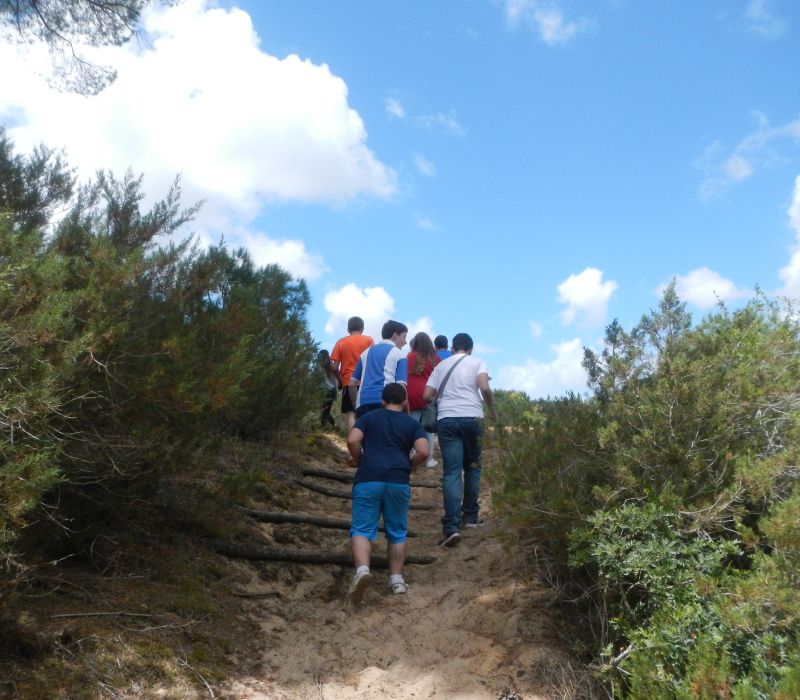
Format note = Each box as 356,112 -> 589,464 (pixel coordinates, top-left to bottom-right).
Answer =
2,0 -> 799,396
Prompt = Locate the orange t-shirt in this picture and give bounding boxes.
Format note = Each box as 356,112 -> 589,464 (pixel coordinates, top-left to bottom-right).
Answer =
331,334 -> 374,386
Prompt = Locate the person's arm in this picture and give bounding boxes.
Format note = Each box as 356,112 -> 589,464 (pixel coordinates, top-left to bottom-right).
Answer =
349,357 -> 363,406
330,362 -> 342,388
410,437 -> 429,471
478,372 -> 497,421
423,386 -> 437,404
347,427 -> 364,466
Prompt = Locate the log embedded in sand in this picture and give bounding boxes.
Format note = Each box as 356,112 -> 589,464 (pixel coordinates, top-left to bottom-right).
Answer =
216,541 -> 436,567
236,507 -> 416,537
301,467 -> 439,490
294,478 -> 435,510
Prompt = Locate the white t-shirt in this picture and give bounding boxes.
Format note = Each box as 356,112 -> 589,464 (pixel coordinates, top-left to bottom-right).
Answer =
425,353 -> 488,419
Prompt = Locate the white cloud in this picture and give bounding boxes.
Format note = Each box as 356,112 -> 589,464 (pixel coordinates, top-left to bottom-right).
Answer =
406,317 -> 435,343
557,267 -> 618,327
743,0 -> 786,39
417,112 -> 466,137
0,0 -> 396,214
501,0 -> 588,45
661,268 -> 750,309
413,152 -> 436,177
414,214 -> 438,231
237,230 -> 327,281
778,175 -> 800,298
697,113 -> 800,199
473,342 -> 501,355
385,97 -> 406,120
323,284 -> 396,341
496,338 -> 588,397
529,320 -> 543,339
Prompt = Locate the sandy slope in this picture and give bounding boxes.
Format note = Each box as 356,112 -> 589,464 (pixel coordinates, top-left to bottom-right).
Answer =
220,437 -> 591,700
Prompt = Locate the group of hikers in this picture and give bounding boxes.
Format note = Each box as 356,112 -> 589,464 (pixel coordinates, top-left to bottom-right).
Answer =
318,316 -> 496,605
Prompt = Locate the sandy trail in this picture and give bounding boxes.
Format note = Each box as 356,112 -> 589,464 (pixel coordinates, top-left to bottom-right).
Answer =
222,438 -> 586,699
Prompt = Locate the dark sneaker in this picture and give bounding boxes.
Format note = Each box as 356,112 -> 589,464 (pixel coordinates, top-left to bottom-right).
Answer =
437,532 -> 461,548
463,519 -> 486,529
347,570 -> 373,605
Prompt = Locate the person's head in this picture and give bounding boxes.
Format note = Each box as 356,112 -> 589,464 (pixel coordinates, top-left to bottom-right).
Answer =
451,332 -> 474,353
381,320 -> 408,348
381,382 -> 407,408
434,335 -> 449,351
410,332 -> 436,355
347,316 -> 365,333
318,349 -> 330,362
410,332 -> 436,374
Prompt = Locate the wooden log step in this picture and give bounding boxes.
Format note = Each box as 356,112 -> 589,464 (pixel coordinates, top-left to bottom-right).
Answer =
294,478 -> 435,510
301,467 -> 439,489
236,507 -> 417,537
216,541 -> 437,567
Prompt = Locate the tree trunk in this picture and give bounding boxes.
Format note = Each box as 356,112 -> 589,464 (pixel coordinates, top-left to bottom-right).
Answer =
215,541 -> 437,567
301,467 -> 439,489
236,507 -> 417,537
294,478 -> 435,510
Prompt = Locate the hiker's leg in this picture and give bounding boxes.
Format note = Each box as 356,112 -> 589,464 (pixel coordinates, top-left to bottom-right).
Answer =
387,542 -> 406,575
351,535 -> 371,568
461,418 -> 484,524
437,418 -> 463,536
382,483 -> 411,575
350,482 -> 382,566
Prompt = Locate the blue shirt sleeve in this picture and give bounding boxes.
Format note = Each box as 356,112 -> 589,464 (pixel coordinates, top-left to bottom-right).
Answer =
352,358 -> 363,383
395,356 -> 408,384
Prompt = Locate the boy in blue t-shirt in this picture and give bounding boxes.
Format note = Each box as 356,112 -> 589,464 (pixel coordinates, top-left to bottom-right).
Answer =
345,383 -> 429,604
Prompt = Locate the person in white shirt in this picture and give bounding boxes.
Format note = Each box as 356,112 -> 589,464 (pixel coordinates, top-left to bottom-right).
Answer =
423,332 -> 496,547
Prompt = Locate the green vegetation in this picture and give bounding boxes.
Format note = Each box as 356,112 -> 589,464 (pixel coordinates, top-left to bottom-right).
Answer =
490,287 -> 800,698
0,127 -> 317,603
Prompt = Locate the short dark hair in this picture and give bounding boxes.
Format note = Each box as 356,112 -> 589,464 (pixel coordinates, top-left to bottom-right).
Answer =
347,316 -> 365,333
382,382 -> 407,405
434,335 -> 449,350
381,320 -> 408,340
451,333 -> 474,352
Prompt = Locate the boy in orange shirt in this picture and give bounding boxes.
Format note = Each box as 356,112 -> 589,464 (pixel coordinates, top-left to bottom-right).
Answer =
331,317 -> 374,433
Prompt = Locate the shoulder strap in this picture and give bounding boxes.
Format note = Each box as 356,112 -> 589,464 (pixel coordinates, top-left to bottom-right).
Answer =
435,354 -> 467,402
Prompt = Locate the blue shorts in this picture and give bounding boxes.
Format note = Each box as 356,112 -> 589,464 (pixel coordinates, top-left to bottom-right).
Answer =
350,481 -> 411,544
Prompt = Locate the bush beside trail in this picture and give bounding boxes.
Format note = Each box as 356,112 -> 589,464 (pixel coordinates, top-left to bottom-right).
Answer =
490,288 -> 800,698
0,129 -> 317,600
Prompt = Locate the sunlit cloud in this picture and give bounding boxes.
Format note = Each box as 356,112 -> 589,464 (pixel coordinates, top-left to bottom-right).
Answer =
417,112 -> 466,137
385,97 -> 406,120
237,230 -> 327,281
496,338 -> 588,397
500,0 -> 589,45
414,214 -> 438,231
557,267 -> 618,327
413,152 -> 436,177
0,0 -> 396,274
743,0 -> 787,39
474,342 -> 501,355
323,283 -> 396,341
659,268 -> 750,309
778,175 -> 800,299
696,112 -> 800,199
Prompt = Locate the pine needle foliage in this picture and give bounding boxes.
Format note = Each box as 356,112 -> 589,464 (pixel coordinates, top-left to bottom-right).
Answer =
0,129 -> 317,574
491,285 -> 800,697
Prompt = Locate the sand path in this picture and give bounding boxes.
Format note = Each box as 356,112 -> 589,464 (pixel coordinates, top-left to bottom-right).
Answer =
221,437 -> 589,699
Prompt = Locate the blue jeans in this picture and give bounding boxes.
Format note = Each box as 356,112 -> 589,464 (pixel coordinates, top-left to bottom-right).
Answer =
437,417 -> 484,535
409,408 -> 435,459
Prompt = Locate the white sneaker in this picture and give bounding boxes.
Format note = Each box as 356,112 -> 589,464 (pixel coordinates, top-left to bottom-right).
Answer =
391,581 -> 411,594
425,458 -> 438,468
347,570 -> 373,605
